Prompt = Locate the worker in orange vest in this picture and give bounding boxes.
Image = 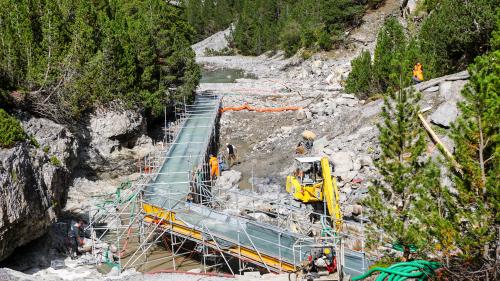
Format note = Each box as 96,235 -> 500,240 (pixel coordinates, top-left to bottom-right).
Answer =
209,154 -> 219,179
412,62 -> 424,84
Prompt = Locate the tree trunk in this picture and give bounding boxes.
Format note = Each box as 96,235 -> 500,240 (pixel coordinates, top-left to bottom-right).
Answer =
403,245 -> 410,261
477,115 -> 487,195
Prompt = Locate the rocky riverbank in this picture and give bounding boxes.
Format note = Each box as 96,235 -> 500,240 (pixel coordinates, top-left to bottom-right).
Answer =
196,0 -> 469,242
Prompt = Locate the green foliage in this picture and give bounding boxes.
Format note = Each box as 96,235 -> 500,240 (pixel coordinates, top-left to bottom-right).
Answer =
300,49 -> 313,60
0,0 -> 200,121
492,10 -> 500,50
419,0 -> 498,76
366,23 -> 500,264
346,18 -> 423,98
347,3 -> 498,100
0,109 -> 27,148
50,155 -> 62,167
448,47 -> 499,260
345,51 -> 374,99
421,0 -> 440,11
43,146 -> 50,154
232,0 -> 280,55
204,47 -> 236,56
363,87 -> 451,258
29,135 -> 39,148
232,0 -> 364,56
181,0 -> 236,42
316,27 -> 334,50
10,170 -> 17,183
373,17 -> 407,92
0,90 -> 13,110
280,21 -> 302,57
183,0 -> 366,56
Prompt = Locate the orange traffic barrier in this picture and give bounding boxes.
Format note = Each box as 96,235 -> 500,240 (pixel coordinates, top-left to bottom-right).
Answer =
220,103 -> 302,113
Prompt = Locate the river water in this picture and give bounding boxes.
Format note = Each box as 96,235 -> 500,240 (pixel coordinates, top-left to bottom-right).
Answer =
200,68 -> 256,83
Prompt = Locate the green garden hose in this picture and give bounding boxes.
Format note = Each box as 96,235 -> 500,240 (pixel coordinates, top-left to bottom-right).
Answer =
103,246 -> 121,268
351,260 -> 441,281
392,243 -> 417,253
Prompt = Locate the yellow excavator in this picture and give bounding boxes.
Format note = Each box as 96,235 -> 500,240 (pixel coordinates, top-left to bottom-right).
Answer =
285,156 -> 343,232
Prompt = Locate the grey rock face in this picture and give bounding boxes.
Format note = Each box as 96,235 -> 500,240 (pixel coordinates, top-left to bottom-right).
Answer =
0,115 -> 77,262
430,102 -> 459,128
424,86 -> 439,93
89,108 -> 145,158
401,0 -> 419,18
439,80 -> 467,101
216,170 -> 242,189
334,96 -> 358,107
22,116 -> 79,170
330,151 -> 355,180
192,26 -> 233,57
312,136 -> 329,154
0,268 -> 39,281
85,105 -> 149,177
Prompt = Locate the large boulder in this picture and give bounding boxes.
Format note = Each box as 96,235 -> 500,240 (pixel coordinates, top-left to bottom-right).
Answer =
84,104 -> 151,177
439,80 -> 467,101
89,107 -> 146,158
430,102 -> 459,128
312,136 -> 329,154
429,79 -> 467,128
0,115 -> 77,262
330,151 -> 355,180
216,170 -> 242,189
22,115 -> 79,170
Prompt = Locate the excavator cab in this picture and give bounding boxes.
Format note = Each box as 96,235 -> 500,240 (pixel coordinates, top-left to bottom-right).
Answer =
286,156 -> 343,232
286,157 -> 325,203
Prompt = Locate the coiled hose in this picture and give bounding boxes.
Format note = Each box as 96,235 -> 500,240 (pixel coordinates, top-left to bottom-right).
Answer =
351,260 -> 441,281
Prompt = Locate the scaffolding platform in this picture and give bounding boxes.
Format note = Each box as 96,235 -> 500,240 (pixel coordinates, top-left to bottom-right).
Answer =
88,94 -> 369,278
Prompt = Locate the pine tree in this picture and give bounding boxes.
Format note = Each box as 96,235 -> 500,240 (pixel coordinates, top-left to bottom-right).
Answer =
37,0 -> 66,88
448,44 -> 499,262
364,85 -> 442,259
373,17 -> 406,93
345,50 -> 374,98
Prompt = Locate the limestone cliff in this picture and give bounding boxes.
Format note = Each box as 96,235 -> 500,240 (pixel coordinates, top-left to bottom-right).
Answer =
0,116 -> 78,261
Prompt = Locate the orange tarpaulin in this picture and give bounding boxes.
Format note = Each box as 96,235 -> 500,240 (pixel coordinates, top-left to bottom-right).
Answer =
220,103 -> 302,113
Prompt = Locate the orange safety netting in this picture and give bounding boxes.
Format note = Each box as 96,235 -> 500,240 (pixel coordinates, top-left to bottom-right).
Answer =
220,103 -> 302,113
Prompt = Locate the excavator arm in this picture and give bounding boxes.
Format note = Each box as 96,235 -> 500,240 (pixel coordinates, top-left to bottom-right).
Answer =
320,157 -> 343,232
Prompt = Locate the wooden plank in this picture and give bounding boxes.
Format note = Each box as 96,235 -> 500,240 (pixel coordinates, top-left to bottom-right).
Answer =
418,113 -> 463,174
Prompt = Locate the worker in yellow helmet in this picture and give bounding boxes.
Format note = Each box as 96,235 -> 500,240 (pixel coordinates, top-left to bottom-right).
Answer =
412,62 -> 424,84
209,154 -> 219,179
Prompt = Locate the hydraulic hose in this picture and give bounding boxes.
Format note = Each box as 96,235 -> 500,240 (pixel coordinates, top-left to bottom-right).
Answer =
351,260 -> 441,281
